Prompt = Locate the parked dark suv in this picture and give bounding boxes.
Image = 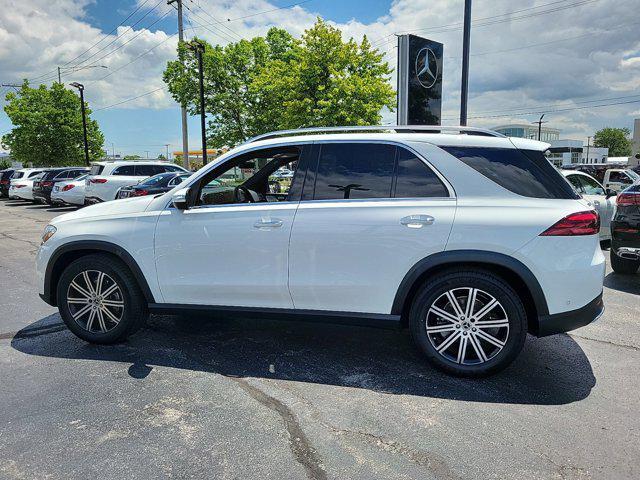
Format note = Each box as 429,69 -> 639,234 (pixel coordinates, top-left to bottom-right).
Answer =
0,169 -> 16,197
33,167 -> 89,205
610,183 -> 640,274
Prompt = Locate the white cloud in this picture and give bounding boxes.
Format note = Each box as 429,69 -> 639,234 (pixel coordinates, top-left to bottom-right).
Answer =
1,0 -> 639,140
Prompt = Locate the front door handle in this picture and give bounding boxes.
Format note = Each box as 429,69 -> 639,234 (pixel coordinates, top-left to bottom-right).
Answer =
254,218 -> 284,229
400,214 -> 435,228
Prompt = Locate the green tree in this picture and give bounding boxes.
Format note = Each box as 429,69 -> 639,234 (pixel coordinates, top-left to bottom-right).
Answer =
0,158 -> 11,170
594,127 -> 632,157
163,18 -> 395,148
1,81 -> 104,166
123,154 -> 141,160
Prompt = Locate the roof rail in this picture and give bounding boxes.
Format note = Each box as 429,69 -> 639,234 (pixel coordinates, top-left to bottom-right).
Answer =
245,125 -> 506,143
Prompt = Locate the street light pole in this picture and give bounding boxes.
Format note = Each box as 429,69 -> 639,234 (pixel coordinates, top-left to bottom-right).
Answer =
188,40 -> 207,165
532,113 -> 547,141
70,82 -> 90,166
460,0 -> 472,126
168,0 -> 190,170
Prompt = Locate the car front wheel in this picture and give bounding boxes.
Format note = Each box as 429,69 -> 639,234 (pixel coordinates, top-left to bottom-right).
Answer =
409,270 -> 527,377
57,254 -> 148,344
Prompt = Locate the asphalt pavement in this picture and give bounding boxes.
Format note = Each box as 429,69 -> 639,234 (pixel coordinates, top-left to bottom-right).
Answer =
1,197 -> 639,479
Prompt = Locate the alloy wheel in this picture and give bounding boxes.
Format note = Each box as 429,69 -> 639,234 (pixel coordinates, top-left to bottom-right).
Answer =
66,270 -> 124,333
426,287 -> 509,365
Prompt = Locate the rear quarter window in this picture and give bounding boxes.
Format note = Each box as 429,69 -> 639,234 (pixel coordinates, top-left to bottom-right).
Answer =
90,165 -> 104,175
442,146 -> 579,199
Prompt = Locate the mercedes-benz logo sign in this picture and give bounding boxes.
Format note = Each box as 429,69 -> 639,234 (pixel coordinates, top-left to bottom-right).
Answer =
415,47 -> 438,89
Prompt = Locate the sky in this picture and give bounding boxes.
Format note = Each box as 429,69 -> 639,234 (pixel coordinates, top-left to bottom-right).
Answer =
1,0 -> 639,158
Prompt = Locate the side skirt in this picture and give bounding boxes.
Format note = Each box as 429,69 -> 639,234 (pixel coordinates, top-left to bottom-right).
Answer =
148,303 -> 402,330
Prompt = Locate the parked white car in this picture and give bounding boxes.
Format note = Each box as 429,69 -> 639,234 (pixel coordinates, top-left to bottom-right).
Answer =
602,168 -> 640,193
50,174 -> 89,206
84,161 -> 189,204
9,169 -> 45,201
37,126 -> 605,377
562,170 -> 615,241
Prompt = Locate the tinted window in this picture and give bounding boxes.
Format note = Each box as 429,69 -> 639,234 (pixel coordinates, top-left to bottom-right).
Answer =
113,165 -> 135,176
314,143 -> 395,200
28,170 -> 43,178
135,164 -> 163,176
140,173 -> 174,186
443,147 -> 579,199
566,175 -> 584,194
1,170 -> 14,180
11,171 -> 24,179
394,148 -> 448,198
578,175 -> 605,195
90,165 -> 104,175
164,165 -> 186,173
609,171 -> 633,184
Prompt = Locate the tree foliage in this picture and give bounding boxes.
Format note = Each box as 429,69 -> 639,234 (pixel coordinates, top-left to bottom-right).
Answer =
163,18 -> 395,148
1,81 -> 104,167
594,127 -> 632,157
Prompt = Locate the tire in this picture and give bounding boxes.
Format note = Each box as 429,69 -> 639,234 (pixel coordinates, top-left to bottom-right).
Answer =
409,269 -> 527,377
57,254 -> 148,344
610,249 -> 640,274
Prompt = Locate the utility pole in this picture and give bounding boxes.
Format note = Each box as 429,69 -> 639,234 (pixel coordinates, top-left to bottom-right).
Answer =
70,82 -> 90,166
585,136 -> 592,164
145,150 -> 150,159
532,114 -> 547,141
1,83 -> 21,92
165,144 -> 170,160
58,67 -> 61,84
460,0 -> 472,126
168,0 -> 190,170
188,40 -> 207,165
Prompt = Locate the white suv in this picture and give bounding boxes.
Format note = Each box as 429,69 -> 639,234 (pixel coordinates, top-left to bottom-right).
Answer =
36,126 -> 605,377
85,160 -> 188,204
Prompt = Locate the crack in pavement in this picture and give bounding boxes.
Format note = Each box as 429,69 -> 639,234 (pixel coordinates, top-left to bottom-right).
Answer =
230,377 -> 327,480
569,333 -> 639,352
1,322 -> 66,340
0,232 -> 41,252
331,427 -> 461,480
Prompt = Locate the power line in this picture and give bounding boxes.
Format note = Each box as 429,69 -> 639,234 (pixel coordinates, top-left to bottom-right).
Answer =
223,0 -> 312,22
185,0 -> 242,41
181,3 -> 239,43
93,87 -> 167,111
370,0 -> 602,47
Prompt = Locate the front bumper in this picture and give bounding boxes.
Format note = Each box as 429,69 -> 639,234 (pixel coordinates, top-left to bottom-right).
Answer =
535,292 -> 604,337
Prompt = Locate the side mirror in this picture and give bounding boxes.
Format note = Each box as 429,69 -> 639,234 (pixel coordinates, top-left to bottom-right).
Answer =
171,187 -> 189,209
606,188 -> 617,198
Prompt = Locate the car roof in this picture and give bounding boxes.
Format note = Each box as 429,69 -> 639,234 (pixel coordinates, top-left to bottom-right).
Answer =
241,132 -> 550,153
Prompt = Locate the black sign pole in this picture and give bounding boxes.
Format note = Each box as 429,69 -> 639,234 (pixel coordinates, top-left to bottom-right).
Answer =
460,0 -> 472,126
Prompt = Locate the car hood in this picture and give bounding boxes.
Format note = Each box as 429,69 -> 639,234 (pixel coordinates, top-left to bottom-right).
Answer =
52,195 -> 156,224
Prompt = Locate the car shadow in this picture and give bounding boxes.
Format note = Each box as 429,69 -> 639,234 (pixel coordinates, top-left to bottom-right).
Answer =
46,206 -> 78,213
12,313 -> 596,406
604,272 -> 640,295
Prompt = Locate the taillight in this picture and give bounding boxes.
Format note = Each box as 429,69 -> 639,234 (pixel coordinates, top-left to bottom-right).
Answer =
617,193 -> 640,206
42,181 -> 53,187
62,184 -> 75,191
90,178 -> 107,184
0,180 -> 8,185
14,184 -> 26,189
133,189 -> 148,196
540,210 -> 600,236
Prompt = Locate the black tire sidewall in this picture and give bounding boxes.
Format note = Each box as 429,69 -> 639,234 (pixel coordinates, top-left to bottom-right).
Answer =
410,271 -> 527,377
57,255 -> 144,344
610,249 -> 640,274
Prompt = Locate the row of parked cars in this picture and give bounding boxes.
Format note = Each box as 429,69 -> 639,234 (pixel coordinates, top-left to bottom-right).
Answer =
0,161 -> 192,206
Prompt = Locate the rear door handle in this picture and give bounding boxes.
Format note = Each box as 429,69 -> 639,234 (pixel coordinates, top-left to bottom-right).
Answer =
254,218 -> 284,229
400,214 -> 435,228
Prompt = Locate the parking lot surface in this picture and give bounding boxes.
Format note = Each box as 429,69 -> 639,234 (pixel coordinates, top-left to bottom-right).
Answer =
1,198 -> 639,480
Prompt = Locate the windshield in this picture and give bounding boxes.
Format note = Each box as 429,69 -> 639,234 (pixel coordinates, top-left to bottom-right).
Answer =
628,170 -> 639,180
140,173 -> 174,186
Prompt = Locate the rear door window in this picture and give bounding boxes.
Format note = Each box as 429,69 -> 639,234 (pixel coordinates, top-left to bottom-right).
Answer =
135,164 -> 164,176
12,171 -> 24,179
566,174 -> 585,194
577,175 -> 605,196
112,165 -> 135,176
442,147 -> 579,199
313,143 -> 396,200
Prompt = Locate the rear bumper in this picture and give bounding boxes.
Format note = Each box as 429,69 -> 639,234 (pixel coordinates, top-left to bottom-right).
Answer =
534,292 -> 604,337
84,196 -> 103,205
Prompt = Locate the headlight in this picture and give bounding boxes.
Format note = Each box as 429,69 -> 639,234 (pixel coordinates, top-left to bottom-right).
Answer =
41,225 -> 57,245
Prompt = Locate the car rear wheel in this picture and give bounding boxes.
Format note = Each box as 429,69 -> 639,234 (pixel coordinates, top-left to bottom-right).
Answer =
57,254 -> 148,344
409,269 -> 527,377
610,249 -> 640,274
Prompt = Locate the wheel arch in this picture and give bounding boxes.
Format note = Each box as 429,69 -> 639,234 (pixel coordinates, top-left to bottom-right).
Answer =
392,250 -> 549,334
42,240 -> 155,307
